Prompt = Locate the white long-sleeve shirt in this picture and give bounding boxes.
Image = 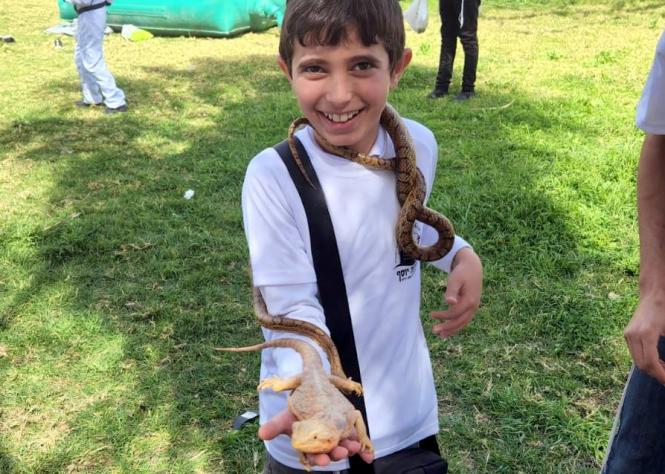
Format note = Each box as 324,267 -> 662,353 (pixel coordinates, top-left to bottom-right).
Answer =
242,120 -> 469,471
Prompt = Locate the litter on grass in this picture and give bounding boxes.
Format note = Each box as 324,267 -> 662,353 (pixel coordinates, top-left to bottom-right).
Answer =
45,20 -> 112,37
121,24 -> 153,42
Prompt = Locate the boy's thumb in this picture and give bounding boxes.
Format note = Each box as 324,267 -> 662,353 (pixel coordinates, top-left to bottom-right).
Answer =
445,280 -> 462,305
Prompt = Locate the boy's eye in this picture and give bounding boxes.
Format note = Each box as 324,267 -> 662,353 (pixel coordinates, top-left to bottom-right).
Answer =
301,64 -> 324,74
353,61 -> 374,71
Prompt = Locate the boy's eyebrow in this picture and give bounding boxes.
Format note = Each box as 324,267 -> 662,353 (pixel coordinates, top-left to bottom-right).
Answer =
296,52 -> 385,66
347,54 -> 383,63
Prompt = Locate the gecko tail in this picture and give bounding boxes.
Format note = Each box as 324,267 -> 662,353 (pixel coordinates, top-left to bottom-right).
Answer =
214,342 -> 268,353
215,338 -> 313,354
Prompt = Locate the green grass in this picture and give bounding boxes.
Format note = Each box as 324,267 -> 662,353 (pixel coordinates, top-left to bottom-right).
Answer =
1,0 -> 664,472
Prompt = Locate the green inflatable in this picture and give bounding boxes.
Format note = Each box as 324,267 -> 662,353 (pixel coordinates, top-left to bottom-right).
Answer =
57,0 -> 285,37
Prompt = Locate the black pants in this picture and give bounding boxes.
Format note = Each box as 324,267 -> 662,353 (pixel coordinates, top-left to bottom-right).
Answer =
263,437 -> 441,473
434,0 -> 480,93
263,451 -> 351,473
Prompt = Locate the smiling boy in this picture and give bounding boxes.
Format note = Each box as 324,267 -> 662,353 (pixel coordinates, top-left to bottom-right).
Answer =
241,0 -> 483,472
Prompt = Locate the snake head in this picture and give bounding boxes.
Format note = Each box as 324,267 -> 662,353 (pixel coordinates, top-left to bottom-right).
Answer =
291,419 -> 340,453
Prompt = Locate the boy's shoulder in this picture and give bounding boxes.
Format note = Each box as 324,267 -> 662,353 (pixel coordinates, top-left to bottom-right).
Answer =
243,144 -> 289,201
244,129 -> 313,193
246,141 -> 287,177
400,116 -> 437,162
402,117 -> 436,144
246,128 -> 314,177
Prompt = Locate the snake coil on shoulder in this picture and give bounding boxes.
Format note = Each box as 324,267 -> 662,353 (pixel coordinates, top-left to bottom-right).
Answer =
286,104 -> 455,262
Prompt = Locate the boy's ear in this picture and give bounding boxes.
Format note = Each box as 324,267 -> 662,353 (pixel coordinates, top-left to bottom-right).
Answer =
390,48 -> 413,89
277,55 -> 292,82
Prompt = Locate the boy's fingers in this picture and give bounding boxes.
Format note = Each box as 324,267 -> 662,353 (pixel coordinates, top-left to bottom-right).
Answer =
434,311 -> 473,337
338,439 -> 361,456
431,301 -> 469,321
431,309 -> 461,321
259,416 -> 366,466
258,410 -> 295,440
639,338 -> 665,385
328,445 -> 351,461
337,440 -> 374,463
307,453 -> 332,466
624,333 -> 643,369
444,283 -> 462,305
359,449 -> 376,464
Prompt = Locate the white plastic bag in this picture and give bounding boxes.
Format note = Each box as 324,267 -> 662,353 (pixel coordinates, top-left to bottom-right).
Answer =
404,0 -> 428,34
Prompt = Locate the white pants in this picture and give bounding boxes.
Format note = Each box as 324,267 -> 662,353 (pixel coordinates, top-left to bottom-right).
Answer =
74,6 -> 126,108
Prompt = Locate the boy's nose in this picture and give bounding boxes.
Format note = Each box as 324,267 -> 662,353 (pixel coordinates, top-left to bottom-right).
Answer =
326,75 -> 353,105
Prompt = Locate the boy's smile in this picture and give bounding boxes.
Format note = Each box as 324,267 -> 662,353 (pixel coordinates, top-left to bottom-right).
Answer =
279,28 -> 411,155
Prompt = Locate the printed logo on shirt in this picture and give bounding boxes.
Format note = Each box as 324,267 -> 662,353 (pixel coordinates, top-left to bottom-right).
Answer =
394,226 -> 420,282
395,252 -> 416,282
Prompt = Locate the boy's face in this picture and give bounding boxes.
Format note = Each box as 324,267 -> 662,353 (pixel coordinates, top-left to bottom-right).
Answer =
279,28 -> 411,154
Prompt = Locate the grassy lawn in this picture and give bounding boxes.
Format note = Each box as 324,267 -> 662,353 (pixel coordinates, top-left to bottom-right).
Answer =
1,0 -> 664,472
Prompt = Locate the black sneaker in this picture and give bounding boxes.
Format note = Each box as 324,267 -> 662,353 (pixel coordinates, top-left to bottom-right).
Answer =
428,88 -> 449,99
104,104 -> 129,114
454,91 -> 476,101
75,100 -> 103,108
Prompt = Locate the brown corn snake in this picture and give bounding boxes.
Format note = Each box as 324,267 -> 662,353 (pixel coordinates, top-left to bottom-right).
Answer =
287,104 -> 455,262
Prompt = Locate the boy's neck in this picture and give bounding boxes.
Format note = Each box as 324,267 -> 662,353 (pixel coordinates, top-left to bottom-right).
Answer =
311,125 -> 385,157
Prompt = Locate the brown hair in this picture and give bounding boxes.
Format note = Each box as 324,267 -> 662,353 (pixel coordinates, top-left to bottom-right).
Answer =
279,0 -> 405,74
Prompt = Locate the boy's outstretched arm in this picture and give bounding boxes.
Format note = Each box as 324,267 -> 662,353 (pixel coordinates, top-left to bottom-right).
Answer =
623,134 -> 665,384
259,409 -> 375,467
430,247 -> 483,338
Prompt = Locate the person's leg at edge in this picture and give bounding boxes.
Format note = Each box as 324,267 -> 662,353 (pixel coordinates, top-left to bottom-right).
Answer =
74,14 -> 103,106
602,337 -> 665,474
430,0 -> 460,98
79,7 -> 127,110
455,0 -> 479,100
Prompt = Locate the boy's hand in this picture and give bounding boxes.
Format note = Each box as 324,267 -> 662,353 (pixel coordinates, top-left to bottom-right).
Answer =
258,409 -> 375,467
624,290 -> 665,384
431,247 -> 483,338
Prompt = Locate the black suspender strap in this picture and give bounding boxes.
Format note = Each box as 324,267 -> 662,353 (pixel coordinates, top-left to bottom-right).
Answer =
75,1 -> 110,15
274,138 -> 375,473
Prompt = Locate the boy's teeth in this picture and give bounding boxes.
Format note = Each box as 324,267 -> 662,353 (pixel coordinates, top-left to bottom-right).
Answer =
325,110 -> 358,123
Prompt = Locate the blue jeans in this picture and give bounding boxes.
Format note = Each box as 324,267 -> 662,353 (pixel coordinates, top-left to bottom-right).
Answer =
602,337 -> 665,473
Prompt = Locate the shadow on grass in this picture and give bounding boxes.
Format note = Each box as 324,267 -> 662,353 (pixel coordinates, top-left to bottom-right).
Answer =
0,444 -> 17,474
0,53 -> 289,473
609,0 -> 665,14
484,0 -> 665,20
400,65 -> 628,349
399,66 -> 628,471
0,54 -> 625,472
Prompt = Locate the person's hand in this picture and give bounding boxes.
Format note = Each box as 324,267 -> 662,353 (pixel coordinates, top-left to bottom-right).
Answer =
258,409 -> 374,467
624,289 -> 665,384
431,247 -> 483,338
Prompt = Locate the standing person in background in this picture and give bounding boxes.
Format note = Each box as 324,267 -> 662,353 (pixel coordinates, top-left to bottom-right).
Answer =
602,29 -> 665,474
429,0 -> 480,101
69,0 -> 128,113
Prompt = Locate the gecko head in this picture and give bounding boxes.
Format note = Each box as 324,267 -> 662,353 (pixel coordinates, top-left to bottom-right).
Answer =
291,419 -> 340,453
